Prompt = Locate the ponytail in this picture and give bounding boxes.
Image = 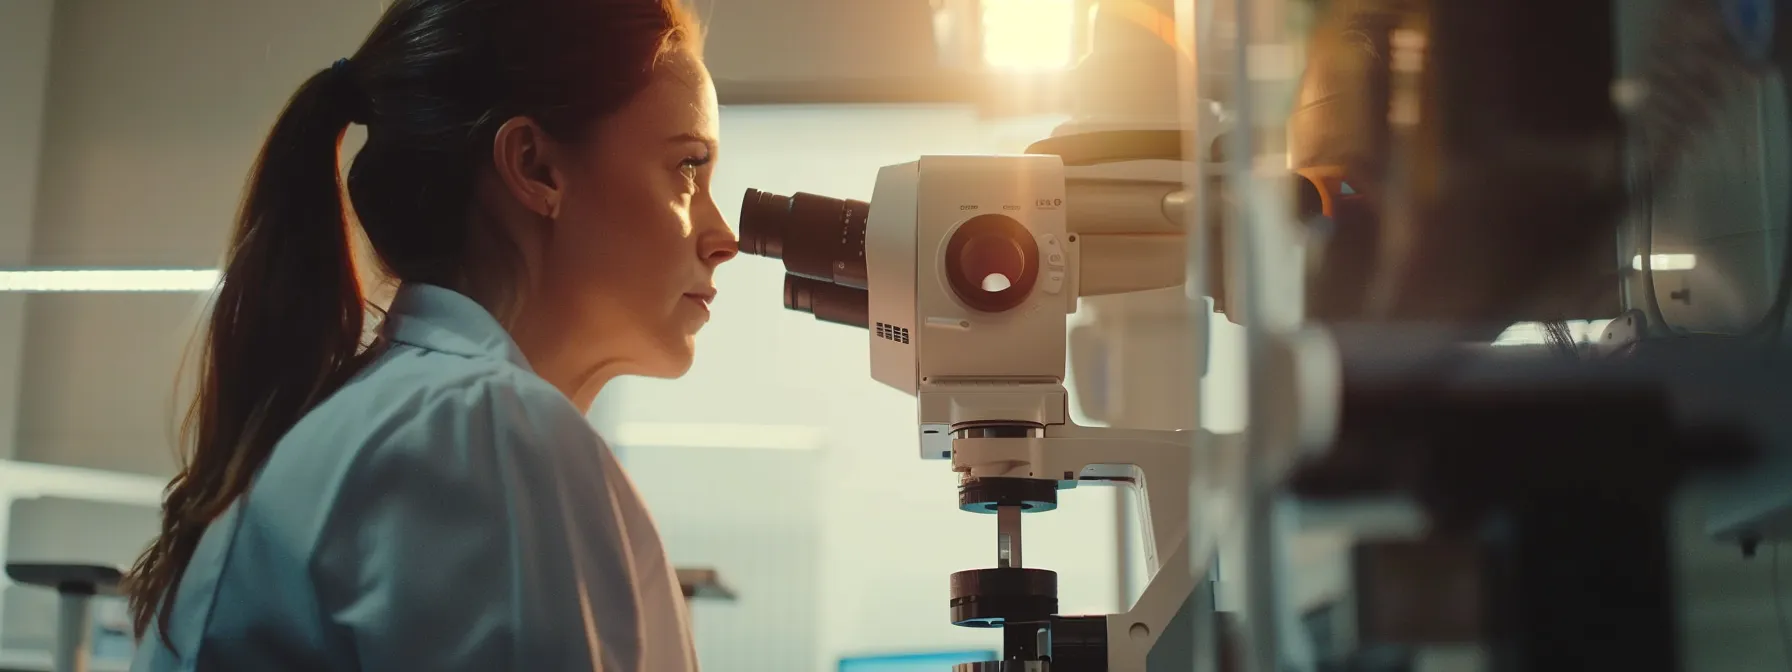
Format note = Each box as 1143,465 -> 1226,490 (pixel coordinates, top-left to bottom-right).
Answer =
126,62 -> 369,644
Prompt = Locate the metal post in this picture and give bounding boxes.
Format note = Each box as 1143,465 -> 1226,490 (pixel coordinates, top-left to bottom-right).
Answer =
55,590 -> 92,672
1117,486 -> 1135,612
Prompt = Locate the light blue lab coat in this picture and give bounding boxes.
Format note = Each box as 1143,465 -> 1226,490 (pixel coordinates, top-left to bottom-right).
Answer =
130,284 -> 697,672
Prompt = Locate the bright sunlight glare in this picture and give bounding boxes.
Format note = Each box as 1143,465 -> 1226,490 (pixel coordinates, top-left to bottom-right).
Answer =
981,0 -> 1077,72
0,269 -> 221,293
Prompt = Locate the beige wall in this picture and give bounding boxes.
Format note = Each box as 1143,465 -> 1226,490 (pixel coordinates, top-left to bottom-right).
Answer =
3,0 -> 381,656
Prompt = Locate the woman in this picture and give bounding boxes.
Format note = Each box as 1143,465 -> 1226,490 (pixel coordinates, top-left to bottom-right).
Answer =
123,0 -> 734,669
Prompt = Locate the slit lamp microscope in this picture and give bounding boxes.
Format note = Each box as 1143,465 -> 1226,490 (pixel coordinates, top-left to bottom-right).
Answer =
739,154 -> 1220,671
733,3 -> 1240,668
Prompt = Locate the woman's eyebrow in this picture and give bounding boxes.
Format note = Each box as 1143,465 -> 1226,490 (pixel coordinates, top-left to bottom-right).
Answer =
666,132 -> 716,151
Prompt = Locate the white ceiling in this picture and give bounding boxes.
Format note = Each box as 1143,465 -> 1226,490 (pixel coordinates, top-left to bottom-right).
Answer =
700,0 -> 942,84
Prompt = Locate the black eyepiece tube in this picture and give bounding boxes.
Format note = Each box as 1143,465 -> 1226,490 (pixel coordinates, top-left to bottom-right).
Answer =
739,188 -> 870,289
740,188 -> 792,259
783,274 -> 869,330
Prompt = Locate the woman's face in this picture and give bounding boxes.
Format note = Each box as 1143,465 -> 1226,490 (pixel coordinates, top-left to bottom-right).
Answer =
525,48 -> 735,379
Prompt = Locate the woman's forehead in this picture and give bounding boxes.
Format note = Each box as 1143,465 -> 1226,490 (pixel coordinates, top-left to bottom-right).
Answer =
635,50 -> 718,137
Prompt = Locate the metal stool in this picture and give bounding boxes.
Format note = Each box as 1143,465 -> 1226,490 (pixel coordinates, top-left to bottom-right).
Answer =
6,563 -> 124,672
675,567 -> 736,602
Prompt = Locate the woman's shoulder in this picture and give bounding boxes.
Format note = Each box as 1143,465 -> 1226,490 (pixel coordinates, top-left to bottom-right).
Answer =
246,341 -> 606,566
272,342 -> 597,489
346,338 -> 567,412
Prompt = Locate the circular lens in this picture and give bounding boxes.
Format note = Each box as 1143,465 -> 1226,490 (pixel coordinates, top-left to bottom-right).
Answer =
739,188 -> 792,259
957,236 -> 1026,293
783,274 -> 870,329
737,188 -> 870,289
945,214 -> 1040,313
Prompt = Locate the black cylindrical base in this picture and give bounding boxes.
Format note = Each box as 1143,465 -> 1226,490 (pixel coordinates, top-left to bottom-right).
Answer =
950,568 -> 1058,628
960,477 -> 1059,513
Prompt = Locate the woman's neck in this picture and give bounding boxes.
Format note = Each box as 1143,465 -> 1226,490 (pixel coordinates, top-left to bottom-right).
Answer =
452,224 -> 623,413
504,317 -> 625,414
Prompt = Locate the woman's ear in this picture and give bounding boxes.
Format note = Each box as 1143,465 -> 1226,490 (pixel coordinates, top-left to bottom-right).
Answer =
491,116 -> 565,219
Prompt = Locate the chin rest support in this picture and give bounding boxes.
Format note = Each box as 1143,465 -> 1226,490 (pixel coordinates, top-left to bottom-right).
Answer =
7,563 -> 124,672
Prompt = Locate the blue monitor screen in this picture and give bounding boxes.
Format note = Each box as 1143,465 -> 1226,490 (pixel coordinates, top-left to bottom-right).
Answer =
838,650 -> 998,672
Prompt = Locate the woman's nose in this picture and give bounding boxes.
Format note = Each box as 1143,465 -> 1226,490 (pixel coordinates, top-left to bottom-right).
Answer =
697,194 -> 738,266
703,235 -> 739,266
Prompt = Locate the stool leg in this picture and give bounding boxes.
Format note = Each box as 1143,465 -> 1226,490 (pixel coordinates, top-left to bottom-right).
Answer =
55,592 -> 91,672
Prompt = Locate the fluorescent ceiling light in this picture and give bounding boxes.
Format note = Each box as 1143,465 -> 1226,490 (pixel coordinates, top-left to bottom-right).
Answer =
1632,253 -> 1696,271
0,269 -> 220,293
1492,318 -> 1615,347
981,0 -> 1077,71
613,422 -> 826,451
0,459 -> 166,508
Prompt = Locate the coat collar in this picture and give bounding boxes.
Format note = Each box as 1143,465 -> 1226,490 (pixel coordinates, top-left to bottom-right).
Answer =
382,283 -> 533,372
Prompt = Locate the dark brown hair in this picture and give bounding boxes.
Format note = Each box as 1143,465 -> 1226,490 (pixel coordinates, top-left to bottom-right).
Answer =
125,0 -> 699,644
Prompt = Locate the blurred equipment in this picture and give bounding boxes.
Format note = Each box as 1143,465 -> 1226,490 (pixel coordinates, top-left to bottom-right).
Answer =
1232,0 -> 1792,670
6,563 -> 123,672
1288,0 -> 1629,324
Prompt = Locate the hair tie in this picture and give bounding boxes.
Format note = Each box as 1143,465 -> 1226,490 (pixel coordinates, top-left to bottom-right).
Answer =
327,58 -> 371,125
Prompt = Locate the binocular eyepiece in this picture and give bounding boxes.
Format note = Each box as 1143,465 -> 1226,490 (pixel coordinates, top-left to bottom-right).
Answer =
739,188 -> 872,329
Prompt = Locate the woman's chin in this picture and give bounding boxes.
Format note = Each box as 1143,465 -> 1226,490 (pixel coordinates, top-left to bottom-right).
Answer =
639,336 -> 697,379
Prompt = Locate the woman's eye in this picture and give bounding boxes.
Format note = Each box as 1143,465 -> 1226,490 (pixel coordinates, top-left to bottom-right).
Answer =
679,154 -> 711,184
